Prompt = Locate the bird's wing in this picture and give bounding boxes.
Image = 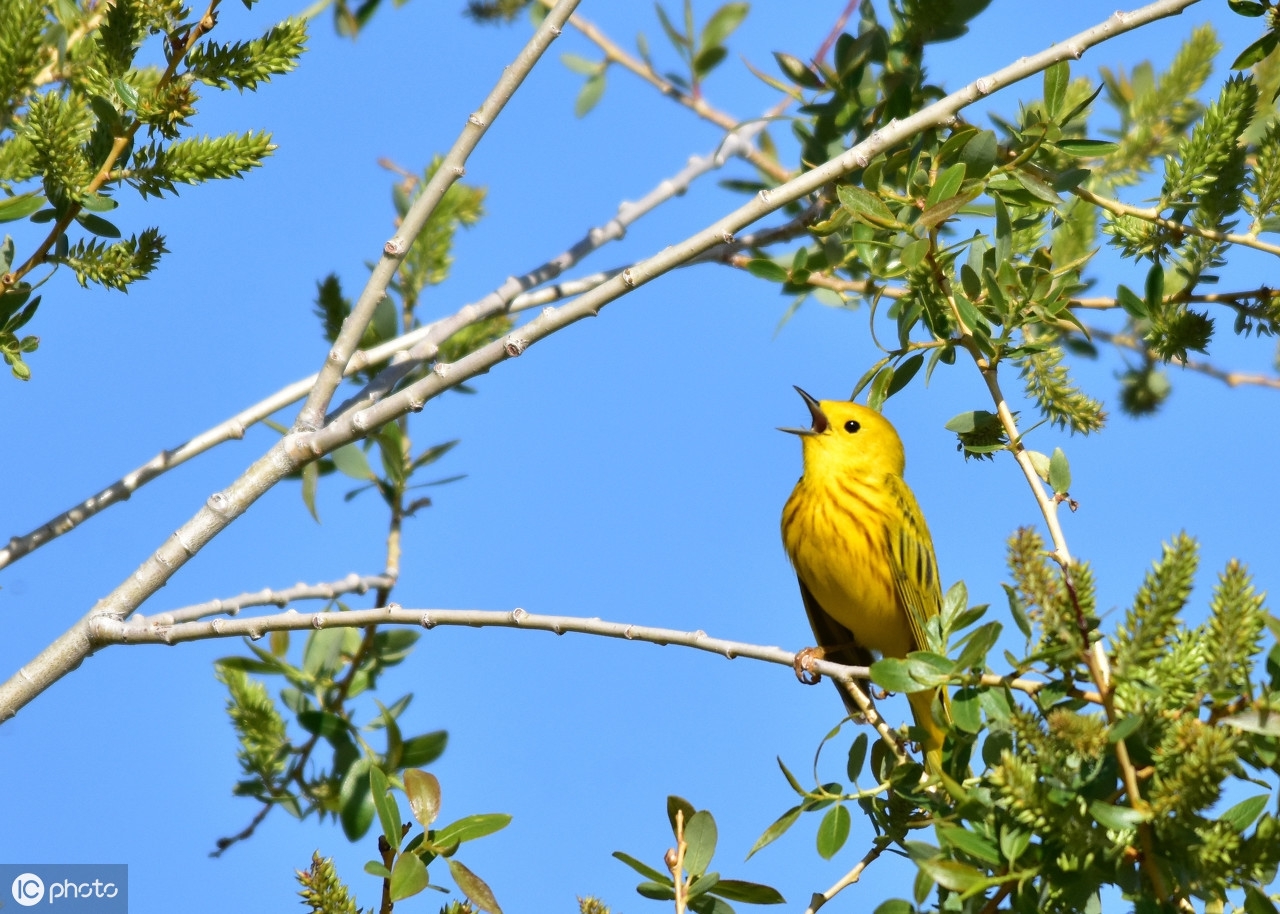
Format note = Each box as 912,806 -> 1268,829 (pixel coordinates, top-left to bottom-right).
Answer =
798,578 -> 876,716
885,474 -> 943,654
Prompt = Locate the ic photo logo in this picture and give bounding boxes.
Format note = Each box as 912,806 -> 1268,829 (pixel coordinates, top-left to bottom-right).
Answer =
11,872 -> 44,906
1,866 -> 127,910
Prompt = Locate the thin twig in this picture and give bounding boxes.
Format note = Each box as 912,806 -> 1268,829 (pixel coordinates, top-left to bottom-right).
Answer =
331,122 -> 774,417
1071,183 -> 1280,258
670,809 -> 688,914
812,0 -> 861,68
804,839 -> 888,914
542,2 -> 790,183
1083,326 -> 1280,390
135,573 -> 396,627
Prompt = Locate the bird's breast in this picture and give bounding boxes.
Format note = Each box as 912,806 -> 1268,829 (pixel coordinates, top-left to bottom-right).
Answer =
782,475 -> 913,659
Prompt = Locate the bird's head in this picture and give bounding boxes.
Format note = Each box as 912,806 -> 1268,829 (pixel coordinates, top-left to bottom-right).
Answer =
780,386 -> 905,476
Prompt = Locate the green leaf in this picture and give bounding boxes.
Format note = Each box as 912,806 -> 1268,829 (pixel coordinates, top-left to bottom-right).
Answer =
836,184 -> 899,228
79,193 -> 118,213
903,651 -> 955,689
867,364 -> 894,411
1116,284 -> 1148,319
1223,709 -> 1280,735
693,45 -> 728,78
302,625 -> 347,678
1232,31 -> 1279,70
655,3 -> 689,51
371,762 -> 399,844
1000,827 -> 1031,865
340,759 -> 375,841
773,51 -> 823,89
1089,800 -> 1148,830
1228,0 -> 1267,14
686,873 -> 721,900
1144,263 -> 1164,315
613,851 -> 671,884
1010,169 -> 1064,206
869,657 -> 919,693
746,258 -> 789,281
364,861 -> 392,879
301,461 -> 320,522
637,881 -> 677,901
432,813 -> 512,847
1220,794 -> 1270,832
0,193 -> 45,223
113,78 -> 139,110
700,3 -> 747,50
777,757 -> 805,795
1048,447 -> 1070,494
75,212 -> 121,238
1245,886 -> 1280,914
448,860 -> 503,914
561,52 -> 600,75
874,902 -> 915,914
370,765 -> 402,850
575,72 -> 606,117
405,769 -> 441,827
389,851 -> 429,901
954,621 -> 1002,671
708,879 -> 784,905
951,686 -> 982,733
816,804 -> 850,860
959,130 -> 997,179
667,795 -> 697,835
746,805 -> 801,859
297,710 -> 349,738
846,733 -> 868,782
926,163 -> 967,209
1044,61 -> 1068,119
887,353 -> 924,398
401,730 -> 448,767
1052,138 -> 1119,156
937,824 -> 1001,865
331,443 -> 374,480
683,810 -> 717,877
916,857 -> 987,892
952,287 -> 985,334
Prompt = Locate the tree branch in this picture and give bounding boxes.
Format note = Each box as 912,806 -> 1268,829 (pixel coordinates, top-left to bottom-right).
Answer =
294,0 -> 582,430
0,117 -> 760,571
1084,325 -> 1280,390
137,572 -> 396,627
804,838 -> 889,914
0,0 -> 1201,725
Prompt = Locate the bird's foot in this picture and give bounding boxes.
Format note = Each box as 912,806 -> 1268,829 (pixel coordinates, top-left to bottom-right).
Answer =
793,646 -> 825,685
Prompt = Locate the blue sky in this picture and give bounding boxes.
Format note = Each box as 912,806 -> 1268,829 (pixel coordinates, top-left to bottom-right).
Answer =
1,1 -> 1276,911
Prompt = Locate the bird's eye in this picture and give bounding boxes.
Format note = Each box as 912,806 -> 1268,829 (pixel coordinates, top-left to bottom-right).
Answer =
844,420 -> 861,433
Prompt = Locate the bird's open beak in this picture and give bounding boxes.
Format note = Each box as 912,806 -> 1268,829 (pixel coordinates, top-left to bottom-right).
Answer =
778,386 -> 829,435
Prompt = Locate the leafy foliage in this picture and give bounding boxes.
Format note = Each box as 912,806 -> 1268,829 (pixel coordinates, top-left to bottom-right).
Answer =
616,798 -> 785,914
359,766 -> 510,912
0,0 -> 305,376
187,19 -> 308,91
751,529 -> 1279,913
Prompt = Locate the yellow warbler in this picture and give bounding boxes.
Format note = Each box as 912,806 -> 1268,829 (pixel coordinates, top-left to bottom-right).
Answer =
780,387 -> 949,768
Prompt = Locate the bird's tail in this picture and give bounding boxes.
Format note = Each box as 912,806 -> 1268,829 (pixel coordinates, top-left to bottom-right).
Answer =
907,686 -> 951,774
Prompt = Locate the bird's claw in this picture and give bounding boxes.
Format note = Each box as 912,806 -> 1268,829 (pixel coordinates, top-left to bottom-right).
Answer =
793,646 -> 825,685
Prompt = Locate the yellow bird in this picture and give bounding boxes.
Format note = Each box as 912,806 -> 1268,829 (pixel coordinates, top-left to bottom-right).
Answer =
780,387 -> 949,768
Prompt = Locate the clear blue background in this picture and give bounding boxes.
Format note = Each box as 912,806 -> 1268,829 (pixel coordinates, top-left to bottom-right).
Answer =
1,1 -> 1275,911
